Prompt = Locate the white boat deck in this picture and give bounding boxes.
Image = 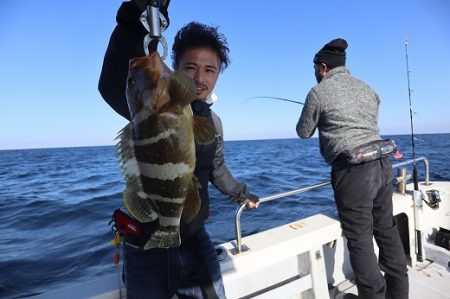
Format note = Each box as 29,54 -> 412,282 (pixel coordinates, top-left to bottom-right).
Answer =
408,261 -> 450,299
332,261 -> 450,299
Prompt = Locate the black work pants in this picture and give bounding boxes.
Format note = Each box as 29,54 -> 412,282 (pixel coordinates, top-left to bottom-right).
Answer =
331,157 -> 409,299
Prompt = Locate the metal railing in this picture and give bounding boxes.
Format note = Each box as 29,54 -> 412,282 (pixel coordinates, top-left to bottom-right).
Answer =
231,156 -> 430,254
392,156 -> 429,185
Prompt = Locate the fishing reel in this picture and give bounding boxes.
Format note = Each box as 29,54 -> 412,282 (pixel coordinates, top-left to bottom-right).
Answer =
423,189 -> 441,210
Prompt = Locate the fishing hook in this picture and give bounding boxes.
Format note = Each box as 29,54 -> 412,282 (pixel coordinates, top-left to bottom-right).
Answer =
139,2 -> 169,60
143,35 -> 168,60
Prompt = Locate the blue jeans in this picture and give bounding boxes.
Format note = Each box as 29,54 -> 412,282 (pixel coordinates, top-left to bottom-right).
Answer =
332,157 -> 408,299
123,225 -> 226,299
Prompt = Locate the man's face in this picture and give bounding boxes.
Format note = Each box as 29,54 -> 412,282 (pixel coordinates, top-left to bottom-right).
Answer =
178,47 -> 220,102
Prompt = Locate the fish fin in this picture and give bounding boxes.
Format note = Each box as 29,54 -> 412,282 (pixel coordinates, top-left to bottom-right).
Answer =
115,122 -> 134,163
115,122 -> 133,141
168,70 -> 196,107
144,229 -> 181,249
181,176 -> 202,223
116,123 -> 158,223
193,116 -> 216,145
122,187 -> 159,223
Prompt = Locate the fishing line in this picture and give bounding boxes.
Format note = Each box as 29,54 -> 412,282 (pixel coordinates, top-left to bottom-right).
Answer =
245,96 -> 304,105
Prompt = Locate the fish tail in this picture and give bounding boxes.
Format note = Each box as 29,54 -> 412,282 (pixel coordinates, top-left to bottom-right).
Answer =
144,229 -> 181,249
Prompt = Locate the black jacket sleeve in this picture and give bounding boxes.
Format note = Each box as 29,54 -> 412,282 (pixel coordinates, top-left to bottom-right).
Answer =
98,2 -> 148,120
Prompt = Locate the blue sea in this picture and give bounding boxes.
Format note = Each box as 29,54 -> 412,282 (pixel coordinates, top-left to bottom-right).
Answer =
1,134 -> 449,298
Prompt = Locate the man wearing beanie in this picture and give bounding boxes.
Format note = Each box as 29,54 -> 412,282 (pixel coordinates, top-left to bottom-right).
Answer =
296,38 -> 409,299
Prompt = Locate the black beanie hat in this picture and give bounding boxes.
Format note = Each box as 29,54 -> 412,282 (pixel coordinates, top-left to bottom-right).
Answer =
313,38 -> 348,68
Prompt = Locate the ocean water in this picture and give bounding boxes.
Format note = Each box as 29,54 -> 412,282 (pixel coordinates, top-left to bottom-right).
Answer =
0,134 -> 449,298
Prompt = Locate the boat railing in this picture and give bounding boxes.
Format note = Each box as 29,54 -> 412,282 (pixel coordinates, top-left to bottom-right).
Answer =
232,156 -> 429,254
392,156 -> 429,184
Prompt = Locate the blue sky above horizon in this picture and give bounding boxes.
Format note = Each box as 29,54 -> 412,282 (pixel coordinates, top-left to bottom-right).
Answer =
0,0 -> 449,150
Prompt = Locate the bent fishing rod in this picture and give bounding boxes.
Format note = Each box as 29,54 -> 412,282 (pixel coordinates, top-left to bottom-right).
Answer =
246,96 -> 304,105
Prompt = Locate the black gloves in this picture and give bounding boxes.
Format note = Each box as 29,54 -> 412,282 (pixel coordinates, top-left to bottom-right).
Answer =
230,192 -> 259,206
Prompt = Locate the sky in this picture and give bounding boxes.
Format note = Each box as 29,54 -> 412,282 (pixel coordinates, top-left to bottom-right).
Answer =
0,0 -> 449,150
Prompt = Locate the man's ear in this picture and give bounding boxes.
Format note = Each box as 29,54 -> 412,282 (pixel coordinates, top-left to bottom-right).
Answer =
320,63 -> 329,75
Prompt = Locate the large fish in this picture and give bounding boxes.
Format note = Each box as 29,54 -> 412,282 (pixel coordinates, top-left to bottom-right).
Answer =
116,52 -> 214,249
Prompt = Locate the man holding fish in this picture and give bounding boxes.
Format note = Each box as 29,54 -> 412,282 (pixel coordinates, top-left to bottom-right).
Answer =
99,1 -> 259,298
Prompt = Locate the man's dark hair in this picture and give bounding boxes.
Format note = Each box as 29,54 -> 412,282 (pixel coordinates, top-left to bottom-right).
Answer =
172,22 -> 230,72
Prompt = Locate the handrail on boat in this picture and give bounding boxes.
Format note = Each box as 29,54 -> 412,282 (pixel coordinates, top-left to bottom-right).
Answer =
392,156 -> 429,185
232,156 -> 429,254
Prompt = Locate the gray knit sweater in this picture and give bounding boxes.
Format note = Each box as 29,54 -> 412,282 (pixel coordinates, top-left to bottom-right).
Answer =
296,66 -> 381,165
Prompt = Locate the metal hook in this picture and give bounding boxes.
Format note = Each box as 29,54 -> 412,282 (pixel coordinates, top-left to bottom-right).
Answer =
144,35 -> 168,60
139,6 -> 169,60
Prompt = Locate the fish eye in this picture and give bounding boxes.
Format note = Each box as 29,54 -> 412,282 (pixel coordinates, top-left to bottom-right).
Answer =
127,77 -> 135,89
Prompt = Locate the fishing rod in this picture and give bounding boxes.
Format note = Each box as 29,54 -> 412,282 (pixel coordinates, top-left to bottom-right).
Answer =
246,96 -> 304,105
405,36 -> 418,190
405,35 -> 423,262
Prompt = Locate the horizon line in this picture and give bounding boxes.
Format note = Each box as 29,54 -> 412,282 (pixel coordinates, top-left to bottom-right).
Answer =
1,132 -> 449,151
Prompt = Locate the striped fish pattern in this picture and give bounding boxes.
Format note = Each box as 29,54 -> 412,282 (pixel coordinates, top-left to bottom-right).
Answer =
116,52 -> 213,249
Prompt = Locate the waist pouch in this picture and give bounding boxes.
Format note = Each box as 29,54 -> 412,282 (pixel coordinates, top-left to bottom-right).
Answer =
341,139 -> 397,165
112,208 -> 143,235
435,227 -> 450,250
111,209 -> 160,247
